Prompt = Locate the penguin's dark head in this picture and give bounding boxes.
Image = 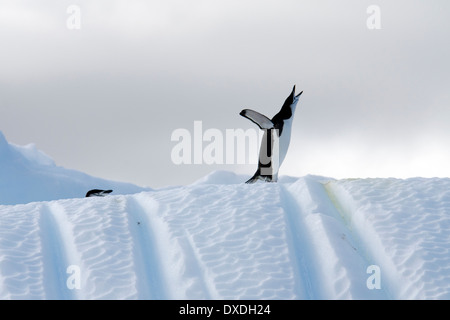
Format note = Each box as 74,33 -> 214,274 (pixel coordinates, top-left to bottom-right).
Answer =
272,85 -> 303,123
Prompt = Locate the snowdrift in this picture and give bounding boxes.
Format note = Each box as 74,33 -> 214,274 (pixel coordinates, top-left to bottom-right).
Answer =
0,131 -> 148,205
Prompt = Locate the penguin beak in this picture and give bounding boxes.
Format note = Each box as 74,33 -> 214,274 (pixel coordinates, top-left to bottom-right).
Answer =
292,85 -> 303,98
287,85 -> 296,102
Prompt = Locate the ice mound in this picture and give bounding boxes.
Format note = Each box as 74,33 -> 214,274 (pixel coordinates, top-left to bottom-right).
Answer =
0,131 -> 148,205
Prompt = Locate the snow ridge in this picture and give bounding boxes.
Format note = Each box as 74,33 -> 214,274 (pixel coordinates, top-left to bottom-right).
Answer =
1,173 -> 450,299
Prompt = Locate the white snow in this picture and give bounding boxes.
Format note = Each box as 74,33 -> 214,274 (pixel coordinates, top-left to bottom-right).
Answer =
1,132 -> 450,300
0,131 -> 148,205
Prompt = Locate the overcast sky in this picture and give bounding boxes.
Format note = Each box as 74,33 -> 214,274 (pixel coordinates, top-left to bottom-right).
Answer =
1,0 -> 449,188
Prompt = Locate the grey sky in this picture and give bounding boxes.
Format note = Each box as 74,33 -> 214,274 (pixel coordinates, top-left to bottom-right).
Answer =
1,0 -> 449,188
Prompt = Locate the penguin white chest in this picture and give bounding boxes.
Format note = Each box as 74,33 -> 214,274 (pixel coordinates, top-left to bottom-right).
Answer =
278,118 -> 294,166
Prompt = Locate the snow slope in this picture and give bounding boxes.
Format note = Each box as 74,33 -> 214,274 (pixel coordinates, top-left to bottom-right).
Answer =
0,131 -> 148,205
326,178 -> 450,299
1,169 -> 449,299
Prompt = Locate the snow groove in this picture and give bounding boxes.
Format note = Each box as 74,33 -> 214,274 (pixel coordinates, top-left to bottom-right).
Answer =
279,184 -> 319,299
284,176 -> 388,299
59,196 -> 138,299
179,229 -> 219,299
125,195 -> 167,299
39,203 -> 74,299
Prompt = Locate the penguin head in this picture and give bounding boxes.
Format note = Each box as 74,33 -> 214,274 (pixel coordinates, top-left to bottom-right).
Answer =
272,85 -> 304,123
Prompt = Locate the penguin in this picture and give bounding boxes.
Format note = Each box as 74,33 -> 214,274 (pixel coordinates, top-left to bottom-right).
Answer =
240,85 -> 303,183
85,189 -> 113,197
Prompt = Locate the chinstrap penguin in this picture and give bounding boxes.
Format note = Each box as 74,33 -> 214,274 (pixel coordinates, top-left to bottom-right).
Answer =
240,85 -> 303,183
85,189 -> 113,197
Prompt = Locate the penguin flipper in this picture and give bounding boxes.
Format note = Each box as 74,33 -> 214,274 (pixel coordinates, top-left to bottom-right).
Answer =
240,109 -> 274,130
